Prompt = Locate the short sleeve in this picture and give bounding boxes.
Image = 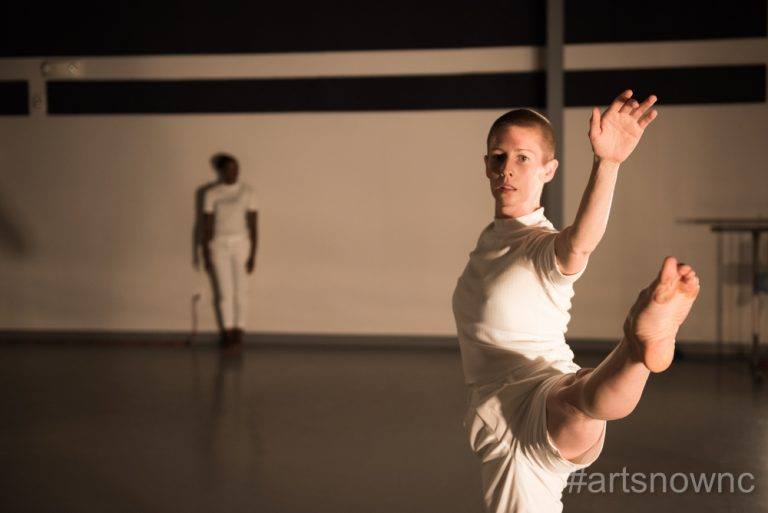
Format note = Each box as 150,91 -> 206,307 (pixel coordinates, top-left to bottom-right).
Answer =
247,188 -> 258,211
546,231 -> 588,286
203,189 -> 215,214
527,229 -> 588,287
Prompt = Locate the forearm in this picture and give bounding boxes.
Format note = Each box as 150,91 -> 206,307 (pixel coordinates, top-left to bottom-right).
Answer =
566,156 -> 620,254
202,214 -> 214,261
247,213 -> 258,258
249,230 -> 257,257
202,236 -> 212,259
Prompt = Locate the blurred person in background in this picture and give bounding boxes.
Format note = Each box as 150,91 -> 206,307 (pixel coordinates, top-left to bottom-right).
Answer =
202,153 -> 259,350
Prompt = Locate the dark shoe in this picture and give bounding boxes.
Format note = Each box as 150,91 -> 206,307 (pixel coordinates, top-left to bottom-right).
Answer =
219,329 -> 233,349
222,329 -> 242,355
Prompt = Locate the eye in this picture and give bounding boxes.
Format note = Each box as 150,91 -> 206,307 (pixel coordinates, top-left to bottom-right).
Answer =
493,154 -> 506,162
518,154 -> 529,162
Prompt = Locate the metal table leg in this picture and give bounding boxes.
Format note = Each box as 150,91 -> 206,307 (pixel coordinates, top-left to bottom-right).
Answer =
751,230 -> 763,382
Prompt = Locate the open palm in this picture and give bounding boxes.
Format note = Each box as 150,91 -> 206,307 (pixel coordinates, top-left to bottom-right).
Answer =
590,90 -> 658,164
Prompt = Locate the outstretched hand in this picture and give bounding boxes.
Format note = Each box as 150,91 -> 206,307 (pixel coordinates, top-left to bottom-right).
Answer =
589,90 -> 658,164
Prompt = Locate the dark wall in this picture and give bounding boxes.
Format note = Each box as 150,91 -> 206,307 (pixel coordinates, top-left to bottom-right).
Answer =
0,1 -> 545,56
1,0 -> 764,57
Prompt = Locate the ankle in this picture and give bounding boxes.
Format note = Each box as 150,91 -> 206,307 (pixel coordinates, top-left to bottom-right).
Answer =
621,320 -> 644,363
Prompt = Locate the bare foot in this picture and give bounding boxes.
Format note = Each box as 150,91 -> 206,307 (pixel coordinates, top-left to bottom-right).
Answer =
623,256 -> 701,372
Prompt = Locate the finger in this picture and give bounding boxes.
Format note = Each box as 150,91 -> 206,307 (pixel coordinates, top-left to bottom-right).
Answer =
638,109 -> 658,129
619,98 -> 638,114
631,94 -> 657,119
589,107 -> 601,135
608,89 -> 633,113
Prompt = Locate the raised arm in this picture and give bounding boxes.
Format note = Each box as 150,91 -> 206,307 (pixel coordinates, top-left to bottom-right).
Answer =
554,90 -> 658,275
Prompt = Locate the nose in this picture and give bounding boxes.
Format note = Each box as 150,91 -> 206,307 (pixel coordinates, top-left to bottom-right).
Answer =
498,161 -> 513,179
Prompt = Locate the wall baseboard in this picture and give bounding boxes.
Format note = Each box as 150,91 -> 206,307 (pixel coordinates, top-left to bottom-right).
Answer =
0,329 -> 756,361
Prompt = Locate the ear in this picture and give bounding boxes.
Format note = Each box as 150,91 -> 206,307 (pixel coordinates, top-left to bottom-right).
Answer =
542,158 -> 559,183
484,154 -> 493,179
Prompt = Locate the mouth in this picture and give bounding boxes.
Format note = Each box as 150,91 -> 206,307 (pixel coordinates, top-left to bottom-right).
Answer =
496,185 -> 517,192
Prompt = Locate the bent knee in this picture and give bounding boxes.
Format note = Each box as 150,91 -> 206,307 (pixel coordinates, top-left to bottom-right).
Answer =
548,392 -> 593,424
546,395 -> 605,461
547,381 -> 592,425
548,369 -> 596,419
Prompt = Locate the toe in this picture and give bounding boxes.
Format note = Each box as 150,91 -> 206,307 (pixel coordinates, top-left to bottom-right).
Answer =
660,256 -> 679,283
680,273 -> 701,294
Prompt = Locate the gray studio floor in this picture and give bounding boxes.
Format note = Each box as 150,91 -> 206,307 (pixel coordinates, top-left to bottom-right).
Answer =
1,342 -> 766,513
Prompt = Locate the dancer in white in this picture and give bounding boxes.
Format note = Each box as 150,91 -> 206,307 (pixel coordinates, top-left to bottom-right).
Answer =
452,90 -> 700,512
203,154 -> 258,349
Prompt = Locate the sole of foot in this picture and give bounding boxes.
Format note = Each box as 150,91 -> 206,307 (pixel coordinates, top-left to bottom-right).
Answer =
624,256 -> 701,373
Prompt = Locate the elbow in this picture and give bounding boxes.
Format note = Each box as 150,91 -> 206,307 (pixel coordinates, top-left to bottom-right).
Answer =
570,245 -> 595,258
564,233 -> 595,257
565,229 -> 598,256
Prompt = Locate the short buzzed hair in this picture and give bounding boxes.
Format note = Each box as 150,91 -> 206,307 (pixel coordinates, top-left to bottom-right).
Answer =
486,108 -> 555,161
211,152 -> 238,171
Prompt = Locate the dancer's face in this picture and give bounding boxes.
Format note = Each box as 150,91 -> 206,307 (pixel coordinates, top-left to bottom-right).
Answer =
484,125 -> 558,217
222,161 -> 239,184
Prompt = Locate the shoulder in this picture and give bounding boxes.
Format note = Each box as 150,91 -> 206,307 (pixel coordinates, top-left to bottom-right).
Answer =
474,222 -> 496,246
526,220 -> 558,237
511,225 -> 558,256
206,183 -> 224,196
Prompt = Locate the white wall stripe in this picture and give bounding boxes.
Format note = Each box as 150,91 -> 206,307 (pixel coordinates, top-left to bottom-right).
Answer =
1,38 -> 765,82
0,46 -> 542,81
565,38 -> 767,70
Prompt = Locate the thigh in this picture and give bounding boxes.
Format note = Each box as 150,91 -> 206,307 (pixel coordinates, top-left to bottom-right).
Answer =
211,241 -> 233,290
468,396 -> 575,513
546,370 -> 606,464
235,238 -> 249,268
232,239 -> 250,284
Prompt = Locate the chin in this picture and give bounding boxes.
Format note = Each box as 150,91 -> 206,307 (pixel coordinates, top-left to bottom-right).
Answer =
496,197 -> 519,209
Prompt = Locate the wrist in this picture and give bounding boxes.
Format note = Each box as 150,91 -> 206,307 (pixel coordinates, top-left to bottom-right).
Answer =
593,154 -> 621,171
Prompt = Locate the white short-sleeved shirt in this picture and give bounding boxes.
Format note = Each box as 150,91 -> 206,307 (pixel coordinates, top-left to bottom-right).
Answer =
452,206 -> 588,386
204,182 -> 258,238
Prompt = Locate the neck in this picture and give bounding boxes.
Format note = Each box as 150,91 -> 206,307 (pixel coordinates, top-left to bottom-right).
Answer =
495,200 -> 541,219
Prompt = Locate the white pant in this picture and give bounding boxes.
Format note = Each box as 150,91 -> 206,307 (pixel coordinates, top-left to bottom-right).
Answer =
211,235 -> 250,329
465,367 -> 606,513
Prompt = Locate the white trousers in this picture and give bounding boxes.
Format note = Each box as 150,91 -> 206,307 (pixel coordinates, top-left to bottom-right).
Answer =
211,235 -> 250,329
465,367 -> 606,513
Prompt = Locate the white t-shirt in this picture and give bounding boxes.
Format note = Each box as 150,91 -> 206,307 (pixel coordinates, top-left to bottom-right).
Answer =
452,207 -> 588,386
204,182 -> 258,238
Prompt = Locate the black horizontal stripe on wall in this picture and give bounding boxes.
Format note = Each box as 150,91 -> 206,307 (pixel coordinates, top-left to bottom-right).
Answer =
2,1 -> 763,57
565,0 -> 766,43
0,1 -> 544,57
566,65 -> 766,107
46,73 -> 546,114
0,81 -> 28,115
47,65 -> 765,115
